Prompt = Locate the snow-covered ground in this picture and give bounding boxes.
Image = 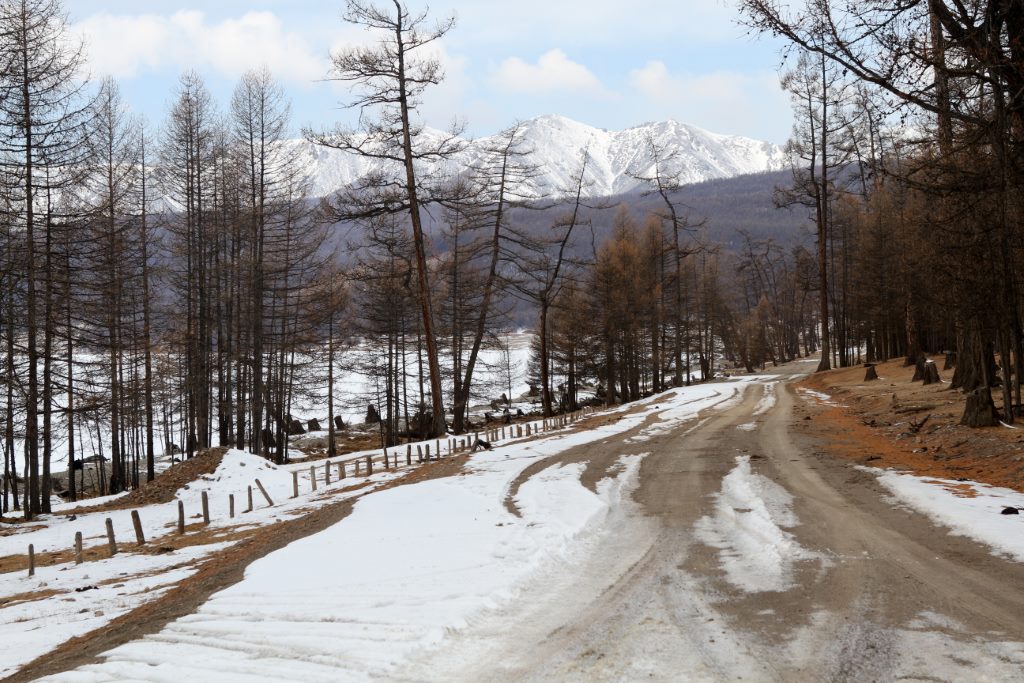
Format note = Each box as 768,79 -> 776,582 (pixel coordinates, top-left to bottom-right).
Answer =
796,386 -> 841,406
0,448 -> 415,678
5,378 -> 763,681
1,331 -> 535,511
868,469 -> 1024,563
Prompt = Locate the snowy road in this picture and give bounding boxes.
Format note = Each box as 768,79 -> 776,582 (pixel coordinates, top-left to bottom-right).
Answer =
19,365 -> 1024,681
400,367 -> 1024,682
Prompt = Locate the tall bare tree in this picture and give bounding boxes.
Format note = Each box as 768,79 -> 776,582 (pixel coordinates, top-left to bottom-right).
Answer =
306,0 -> 461,437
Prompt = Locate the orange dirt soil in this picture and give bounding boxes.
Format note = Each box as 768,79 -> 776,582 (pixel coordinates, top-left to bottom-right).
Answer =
795,356 -> 1024,494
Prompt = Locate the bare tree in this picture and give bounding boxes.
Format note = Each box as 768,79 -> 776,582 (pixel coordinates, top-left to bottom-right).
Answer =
512,150 -> 592,417
775,48 -> 856,372
444,122 -> 537,432
306,0 -> 461,438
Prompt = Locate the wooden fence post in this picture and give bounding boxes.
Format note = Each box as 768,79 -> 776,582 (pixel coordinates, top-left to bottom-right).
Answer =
131,510 -> 146,545
383,448 -> 390,469
229,494 -> 235,518
255,479 -> 275,507
338,461 -> 345,479
292,471 -> 299,499
426,444 -> 431,461
246,486 -> 254,513
310,465 -> 318,492
406,445 -> 412,466
201,491 -> 210,525
178,500 -> 186,532
28,544 -> 34,577
417,445 -> 423,463
74,532 -> 83,564
325,461 -> 332,485
365,455 -> 373,475
105,518 -> 117,556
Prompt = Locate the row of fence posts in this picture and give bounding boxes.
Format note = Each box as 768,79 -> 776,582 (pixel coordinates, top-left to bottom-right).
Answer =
25,407 -> 594,576
25,477 -> 277,577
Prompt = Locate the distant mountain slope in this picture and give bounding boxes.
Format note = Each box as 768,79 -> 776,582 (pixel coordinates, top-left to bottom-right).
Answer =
290,114 -> 788,200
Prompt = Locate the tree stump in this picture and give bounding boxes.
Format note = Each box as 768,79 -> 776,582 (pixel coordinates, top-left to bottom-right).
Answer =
922,361 -> 941,385
334,415 -> 346,431
307,418 -> 321,432
943,352 -> 957,371
960,387 -> 1000,427
366,404 -> 380,424
864,364 -> 879,382
912,355 -> 927,381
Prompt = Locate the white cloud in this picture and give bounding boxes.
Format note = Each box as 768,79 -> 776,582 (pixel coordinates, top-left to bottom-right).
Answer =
629,61 -> 791,141
75,11 -> 328,86
450,0 -> 737,47
493,49 -> 611,97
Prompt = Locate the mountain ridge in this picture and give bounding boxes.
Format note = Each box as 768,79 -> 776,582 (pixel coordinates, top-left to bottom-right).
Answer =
290,114 -> 788,200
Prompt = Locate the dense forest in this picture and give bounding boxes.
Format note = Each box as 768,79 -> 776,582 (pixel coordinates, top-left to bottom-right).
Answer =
2,0 -> 1019,519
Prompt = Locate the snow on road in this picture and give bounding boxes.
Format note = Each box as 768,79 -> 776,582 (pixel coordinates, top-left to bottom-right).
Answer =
869,468 -> 1024,563
625,380 -> 757,442
753,380 -> 778,415
695,455 -> 827,592
41,382 -> 753,682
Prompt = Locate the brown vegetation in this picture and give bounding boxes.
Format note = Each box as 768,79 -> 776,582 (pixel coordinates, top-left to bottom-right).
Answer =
798,357 -> 1024,493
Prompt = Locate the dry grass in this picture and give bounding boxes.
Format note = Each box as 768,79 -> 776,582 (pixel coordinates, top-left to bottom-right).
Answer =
797,356 -> 1024,492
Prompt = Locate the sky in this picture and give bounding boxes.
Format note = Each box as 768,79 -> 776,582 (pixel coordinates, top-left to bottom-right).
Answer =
68,0 -> 794,143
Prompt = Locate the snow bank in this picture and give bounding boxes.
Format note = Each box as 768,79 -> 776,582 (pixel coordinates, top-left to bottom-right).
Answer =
871,469 -> 1024,562
0,450 -> 294,559
0,450 -> 406,677
695,456 -> 825,592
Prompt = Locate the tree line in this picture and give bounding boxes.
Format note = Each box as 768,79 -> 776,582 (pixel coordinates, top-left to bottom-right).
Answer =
736,0 -> 1024,427
18,0 -> 985,520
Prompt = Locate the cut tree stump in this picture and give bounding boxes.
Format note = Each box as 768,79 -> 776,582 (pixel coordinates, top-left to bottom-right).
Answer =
944,352 -> 957,370
864,364 -> 879,381
961,387 -> 1001,427
922,361 -> 941,385
912,355 -> 927,381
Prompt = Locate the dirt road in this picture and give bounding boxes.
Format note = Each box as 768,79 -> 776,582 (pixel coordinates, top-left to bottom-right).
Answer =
400,366 -> 1024,681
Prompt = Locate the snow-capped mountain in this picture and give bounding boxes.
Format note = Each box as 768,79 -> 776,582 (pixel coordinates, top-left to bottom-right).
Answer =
290,114 -> 787,200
